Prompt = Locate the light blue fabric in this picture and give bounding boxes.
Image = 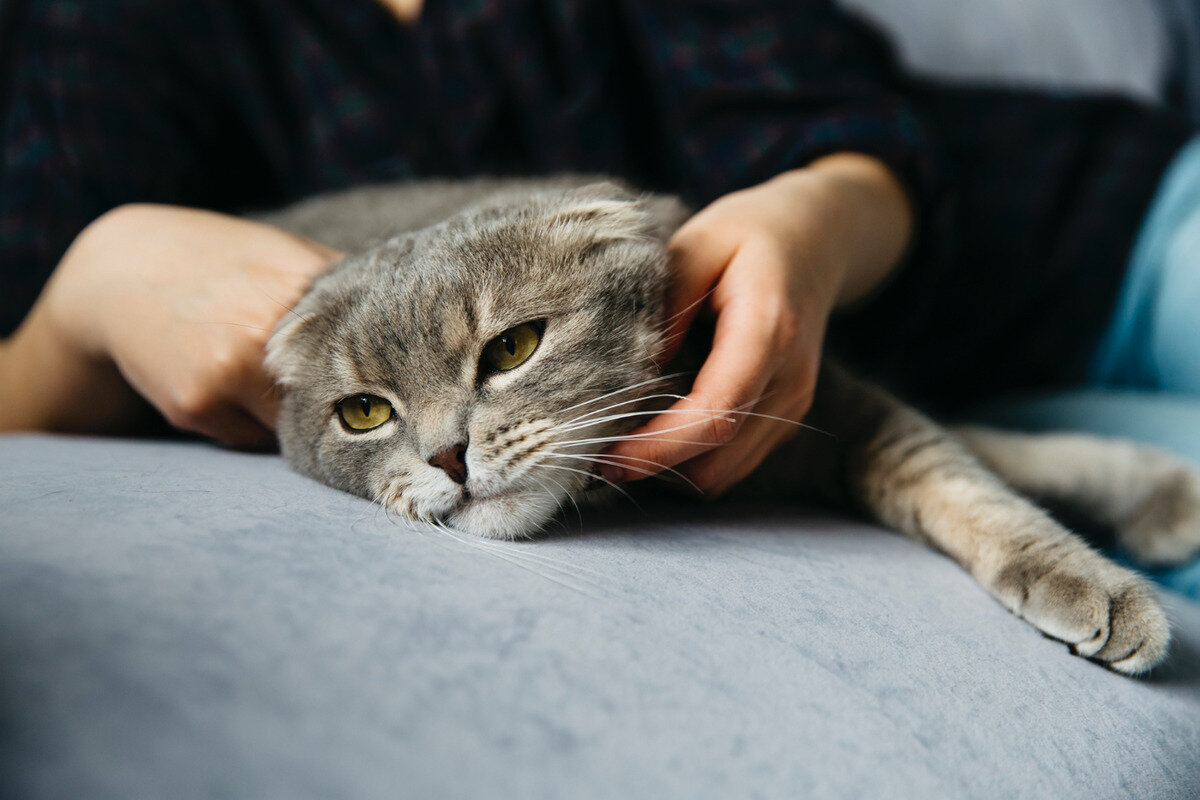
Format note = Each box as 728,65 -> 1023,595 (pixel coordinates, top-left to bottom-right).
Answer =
974,391 -> 1200,599
1048,134 -> 1200,599
1090,135 -> 1200,392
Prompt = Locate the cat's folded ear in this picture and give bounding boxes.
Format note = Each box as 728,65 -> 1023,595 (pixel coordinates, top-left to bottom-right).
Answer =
639,194 -> 692,242
549,184 -> 690,244
264,254 -> 377,387
264,313 -> 311,387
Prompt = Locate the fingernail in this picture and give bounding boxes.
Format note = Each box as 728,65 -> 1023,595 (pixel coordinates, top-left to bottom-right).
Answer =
600,465 -> 624,484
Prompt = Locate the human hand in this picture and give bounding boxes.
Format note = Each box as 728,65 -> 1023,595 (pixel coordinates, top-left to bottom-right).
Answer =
37,204 -> 341,447
604,154 -> 913,495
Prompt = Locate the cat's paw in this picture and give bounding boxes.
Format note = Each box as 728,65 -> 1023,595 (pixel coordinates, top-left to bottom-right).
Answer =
995,548 -> 1170,675
1119,463 -> 1200,566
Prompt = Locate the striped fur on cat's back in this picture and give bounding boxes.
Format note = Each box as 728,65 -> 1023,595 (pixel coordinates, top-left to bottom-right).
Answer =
262,177 -> 1200,675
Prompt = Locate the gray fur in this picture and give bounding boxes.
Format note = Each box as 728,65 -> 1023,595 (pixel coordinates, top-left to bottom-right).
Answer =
266,180 -> 687,538
265,177 -> 1200,675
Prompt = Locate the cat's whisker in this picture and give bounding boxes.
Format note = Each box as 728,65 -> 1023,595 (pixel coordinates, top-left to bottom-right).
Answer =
553,434 -> 714,448
392,476 -> 602,583
552,413 -> 755,447
499,545 -> 606,585
430,520 -> 603,598
551,393 -> 688,430
558,408 -> 733,432
542,451 -> 702,493
542,452 -> 659,478
523,474 -> 590,541
660,285 -> 717,331
552,372 -> 691,417
425,519 -> 491,554
536,462 -> 642,510
464,519 -> 609,581
554,407 -> 831,437
524,473 -> 569,523
380,490 -> 402,529
196,321 -> 276,333
511,546 -> 609,586
351,489 -> 390,530
263,292 -> 313,326
362,481 -> 396,527
524,474 -> 571,536
532,470 -> 585,533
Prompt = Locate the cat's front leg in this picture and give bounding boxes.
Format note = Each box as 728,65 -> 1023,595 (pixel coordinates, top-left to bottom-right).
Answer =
798,367 -> 1171,674
953,427 -> 1200,567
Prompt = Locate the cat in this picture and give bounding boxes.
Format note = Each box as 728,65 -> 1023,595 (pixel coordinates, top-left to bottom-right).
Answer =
260,177 -> 1200,675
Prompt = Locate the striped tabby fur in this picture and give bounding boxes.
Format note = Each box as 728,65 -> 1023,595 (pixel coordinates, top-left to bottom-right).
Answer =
263,178 -> 1200,675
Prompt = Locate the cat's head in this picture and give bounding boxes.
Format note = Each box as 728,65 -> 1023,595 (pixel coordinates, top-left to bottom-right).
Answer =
267,182 -> 688,538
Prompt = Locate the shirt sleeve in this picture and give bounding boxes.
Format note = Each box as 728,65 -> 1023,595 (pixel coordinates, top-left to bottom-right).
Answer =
0,0 -> 236,336
617,0 -> 946,214
617,0 -> 964,399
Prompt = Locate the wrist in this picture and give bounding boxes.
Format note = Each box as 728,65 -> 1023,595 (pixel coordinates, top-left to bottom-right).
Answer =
772,153 -> 914,306
3,301 -> 145,433
0,214 -> 143,432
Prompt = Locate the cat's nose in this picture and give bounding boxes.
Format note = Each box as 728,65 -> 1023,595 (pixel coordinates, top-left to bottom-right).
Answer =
429,443 -> 469,485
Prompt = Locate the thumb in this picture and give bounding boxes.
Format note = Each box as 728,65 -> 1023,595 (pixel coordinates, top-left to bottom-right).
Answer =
661,230 -> 733,358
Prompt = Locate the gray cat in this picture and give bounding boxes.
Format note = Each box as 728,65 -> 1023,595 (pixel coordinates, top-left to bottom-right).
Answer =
262,177 -> 1200,675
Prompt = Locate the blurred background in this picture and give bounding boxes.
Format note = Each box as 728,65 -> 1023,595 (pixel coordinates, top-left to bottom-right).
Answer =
842,0 -> 1196,119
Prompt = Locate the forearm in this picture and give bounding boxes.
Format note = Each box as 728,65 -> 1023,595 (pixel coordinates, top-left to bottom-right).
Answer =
0,299 -> 143,434
768,152 -> 915,306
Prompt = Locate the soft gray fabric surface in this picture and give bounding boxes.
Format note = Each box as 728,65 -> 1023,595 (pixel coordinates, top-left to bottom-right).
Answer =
1,434 -> 1198,799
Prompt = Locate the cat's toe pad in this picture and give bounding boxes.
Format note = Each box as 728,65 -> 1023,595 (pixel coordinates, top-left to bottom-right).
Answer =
1003,552 -> 1170,675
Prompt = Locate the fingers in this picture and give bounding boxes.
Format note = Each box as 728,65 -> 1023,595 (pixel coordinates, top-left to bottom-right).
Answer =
659,222 -> 735,356
170,402 -> 276,451
233,365 -> 282,431
604,290 -> 782,479
680,388 -> 814,496
184,352 -> 281,448
207,410 -> 276,451
131,335 -> 281,450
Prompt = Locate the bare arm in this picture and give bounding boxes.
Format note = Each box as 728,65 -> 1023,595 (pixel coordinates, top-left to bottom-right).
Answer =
0,204 -> 341,445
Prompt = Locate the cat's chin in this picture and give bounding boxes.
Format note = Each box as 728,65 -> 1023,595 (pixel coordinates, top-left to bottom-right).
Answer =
444,489 -> 563,540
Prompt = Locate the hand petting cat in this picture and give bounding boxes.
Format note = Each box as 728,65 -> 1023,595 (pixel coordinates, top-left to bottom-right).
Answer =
604,153 -> 914,495
0,151 -> 907,486
0,205 -> 341,447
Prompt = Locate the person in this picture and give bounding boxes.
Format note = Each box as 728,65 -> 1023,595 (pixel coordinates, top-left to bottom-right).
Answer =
0,0 -> 1194,499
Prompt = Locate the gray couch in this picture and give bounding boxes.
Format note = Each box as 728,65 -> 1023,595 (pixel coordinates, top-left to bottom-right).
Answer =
2,430 -> 1199,799
4,2 -> 1199,798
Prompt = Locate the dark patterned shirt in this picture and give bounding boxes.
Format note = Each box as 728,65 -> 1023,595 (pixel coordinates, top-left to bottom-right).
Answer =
0,0 -> 1192,407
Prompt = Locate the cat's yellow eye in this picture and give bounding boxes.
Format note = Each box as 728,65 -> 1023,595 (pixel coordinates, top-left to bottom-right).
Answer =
337,394 -> 394,431
482,322 -> 542,373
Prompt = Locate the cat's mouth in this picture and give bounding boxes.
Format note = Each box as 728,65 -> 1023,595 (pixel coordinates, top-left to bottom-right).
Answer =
430,462 -> 604,538
441,485 -> 564,540
449,487 -> 475,510
448,485 -> 538,513
444,484 -> 515,519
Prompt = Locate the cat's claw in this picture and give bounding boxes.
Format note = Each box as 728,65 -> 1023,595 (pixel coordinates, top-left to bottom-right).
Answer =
996,549 -> 1170,675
